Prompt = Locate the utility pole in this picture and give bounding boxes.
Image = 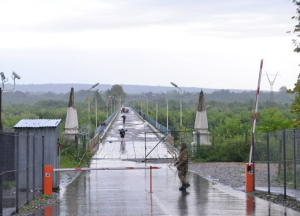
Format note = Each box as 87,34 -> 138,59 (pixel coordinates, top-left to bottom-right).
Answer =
265,71 -> 278,102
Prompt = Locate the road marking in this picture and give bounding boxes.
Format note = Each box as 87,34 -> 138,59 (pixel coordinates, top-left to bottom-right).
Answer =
151,192 -> 174,215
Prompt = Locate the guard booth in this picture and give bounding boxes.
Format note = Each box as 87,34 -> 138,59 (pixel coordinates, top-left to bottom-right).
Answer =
14,119 -> 61,189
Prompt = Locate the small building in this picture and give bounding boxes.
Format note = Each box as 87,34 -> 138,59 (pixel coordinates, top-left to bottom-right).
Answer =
14,119 -> 61,189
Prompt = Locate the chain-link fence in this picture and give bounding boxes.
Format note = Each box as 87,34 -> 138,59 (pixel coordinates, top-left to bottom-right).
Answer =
0,131 -> 45,216
254,128 -> 300,196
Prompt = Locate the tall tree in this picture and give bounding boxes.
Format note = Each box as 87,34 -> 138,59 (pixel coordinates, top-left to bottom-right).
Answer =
256,108 -> 293,133
279,86 -> 287,92
105,84 -> 126,104
288,74 -> 300,127
286,1 -> 300,126
291,0 -> 300,53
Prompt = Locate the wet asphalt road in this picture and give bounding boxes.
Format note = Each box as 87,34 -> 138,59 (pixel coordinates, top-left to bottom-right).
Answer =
55,109 -> 300,216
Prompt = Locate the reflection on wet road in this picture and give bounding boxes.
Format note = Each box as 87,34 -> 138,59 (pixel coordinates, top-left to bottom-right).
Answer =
94,110 -> 172,160
56,109 -> 300,216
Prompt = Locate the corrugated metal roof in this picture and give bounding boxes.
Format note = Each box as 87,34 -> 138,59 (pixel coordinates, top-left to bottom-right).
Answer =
14,119 -> 61,128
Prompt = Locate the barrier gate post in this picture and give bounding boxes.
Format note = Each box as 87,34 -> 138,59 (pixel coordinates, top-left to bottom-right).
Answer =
245,163 -> 254,192
44,165 -> 53,195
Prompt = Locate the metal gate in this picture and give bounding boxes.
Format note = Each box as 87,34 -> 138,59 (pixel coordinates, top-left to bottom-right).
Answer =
144,130 -> 194,160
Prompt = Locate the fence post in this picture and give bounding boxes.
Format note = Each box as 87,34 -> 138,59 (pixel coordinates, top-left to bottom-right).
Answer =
267,132 -> 270,194
83,134 -> 86,151
15,132 -> 19,214
26,132 -> 29,204
196,132 -> 200,158
0,131 -> 3,216
150,166 -> 152,193
283,129 -> 286,199
33,134 -> 36,200
145,132 -> 147,161
76,135 -> 79,162
42,136 -> 45,193
293,129 -> 296,189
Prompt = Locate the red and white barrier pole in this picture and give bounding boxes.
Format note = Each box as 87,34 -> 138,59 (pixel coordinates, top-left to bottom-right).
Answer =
53,166 -> 160,171
45,166 -> 161,195
246,59 -> 263,193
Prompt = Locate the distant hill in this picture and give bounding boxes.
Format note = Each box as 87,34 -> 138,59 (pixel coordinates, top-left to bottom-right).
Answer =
2,83 -> 292,105
5,83 -> 252,94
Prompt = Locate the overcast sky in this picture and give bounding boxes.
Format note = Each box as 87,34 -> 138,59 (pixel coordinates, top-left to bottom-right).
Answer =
0,0 -> 299,91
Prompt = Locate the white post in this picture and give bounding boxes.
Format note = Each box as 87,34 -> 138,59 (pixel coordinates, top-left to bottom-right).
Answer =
167,97 -> 169,131
179,88 -> 182,127
95,93 -> 97,128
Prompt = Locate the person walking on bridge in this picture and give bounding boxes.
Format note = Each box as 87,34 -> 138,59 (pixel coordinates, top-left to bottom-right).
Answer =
175,143 -> 190,191
119,128 -> 126,144
122,115 -> 126,124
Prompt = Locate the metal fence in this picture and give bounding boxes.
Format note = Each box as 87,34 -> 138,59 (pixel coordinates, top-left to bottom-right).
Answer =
0,131 -> 44,216
88,107 -> 120,151
132,108 -> 170,135
95,107 -> 120,134
254,128 -> 300,197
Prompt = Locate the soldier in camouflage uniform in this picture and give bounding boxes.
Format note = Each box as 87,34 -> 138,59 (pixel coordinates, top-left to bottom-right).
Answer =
175,143 -> 190,191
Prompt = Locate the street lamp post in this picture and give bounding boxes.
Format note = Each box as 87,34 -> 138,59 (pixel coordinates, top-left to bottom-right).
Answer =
106,100 -> 109,118
113,96 -> 116,111
170,82 -> 182,127
108,96 -> 113,114
115,98 -> 121,109
161,92 -> 168,131
130,99 -> 136,109
95,90 -> 102,129
88,83 -> 99,128
134,98 -> 139,110
144,95 -> 148,116
0,71 -> 21,130
152,94 -> 158,128
138,97 -> 142,113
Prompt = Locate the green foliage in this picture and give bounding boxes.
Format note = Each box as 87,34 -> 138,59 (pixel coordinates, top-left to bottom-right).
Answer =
290,0 -> 300,53
256,108 -> 293,133
196,136 -> 249,162
288,73 -> 300,127
105,84 -> 126,104
60,139 -> 92,168
2,88 -> 295,164
16,194 -> 54,214
3,181 -> 15,189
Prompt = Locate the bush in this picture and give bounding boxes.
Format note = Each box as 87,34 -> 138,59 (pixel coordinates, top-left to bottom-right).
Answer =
194,135 -> 249,162
60,139 -> 92,168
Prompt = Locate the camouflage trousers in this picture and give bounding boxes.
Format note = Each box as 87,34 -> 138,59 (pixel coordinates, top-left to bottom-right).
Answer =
177,169 -> 188,185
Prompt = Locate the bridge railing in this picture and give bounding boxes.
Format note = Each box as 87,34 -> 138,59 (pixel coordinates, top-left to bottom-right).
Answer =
132,108 -> 170,135
87,107 -> 120,151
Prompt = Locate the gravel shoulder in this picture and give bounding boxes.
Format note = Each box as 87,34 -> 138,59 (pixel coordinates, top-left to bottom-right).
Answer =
189,162 -> 300,212
188,162 -> 280,189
